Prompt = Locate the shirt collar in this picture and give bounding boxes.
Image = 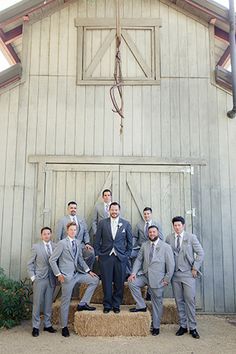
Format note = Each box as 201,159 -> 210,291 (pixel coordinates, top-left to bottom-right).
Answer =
67,236 -> 75,242
43,240 -> 51,246
150,238 -> 159,246
175,231 -> 184,238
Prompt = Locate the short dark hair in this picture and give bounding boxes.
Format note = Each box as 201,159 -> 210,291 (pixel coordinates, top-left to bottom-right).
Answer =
41,226 -> 52,234
109,201 -> 120,209
68,201 -> 77,207
172,216 -> 185,225
102,189 -> 112,197
66,221 -> 77,230
148,225 -> 159,232
143,207 -> 152,213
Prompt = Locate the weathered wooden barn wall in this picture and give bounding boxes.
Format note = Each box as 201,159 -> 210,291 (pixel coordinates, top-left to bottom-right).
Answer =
0,0 -> 235,313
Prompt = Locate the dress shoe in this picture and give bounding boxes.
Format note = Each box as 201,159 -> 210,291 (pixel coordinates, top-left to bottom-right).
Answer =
146,292 -> 151,301
113,307 -> 120,313
32,327 -> 39,337
189,329 -> 200,339
152,328 -> 160,336
77,303 -> 96,311
43,326 -> 57,333
62,327 -> 70,337
129,307 -> 147,313
176,326 -> 188,336
103,308 -> 111,314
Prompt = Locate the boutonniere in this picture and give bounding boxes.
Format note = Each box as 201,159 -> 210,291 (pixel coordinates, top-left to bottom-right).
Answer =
183,239 -> 188,244
117,223 -> 123,229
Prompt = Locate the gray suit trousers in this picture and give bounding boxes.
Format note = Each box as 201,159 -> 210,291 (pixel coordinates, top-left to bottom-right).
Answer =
128,275 -> 164,329
60,273 -> 99,328
32,278 -> 54,329
172,270 -> 196,330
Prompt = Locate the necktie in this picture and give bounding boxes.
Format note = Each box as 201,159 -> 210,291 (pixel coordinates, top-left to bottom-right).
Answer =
176,235 -> 180,252
73,216 -> 77,224
149,242 -> 155,263
46,243 -> 51,257
145,222 -> 149,237
72,240 -> 77,257
105,204 -> 109,217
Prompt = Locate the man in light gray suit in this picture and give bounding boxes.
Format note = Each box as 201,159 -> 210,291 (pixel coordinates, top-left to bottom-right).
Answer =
92,189 -> 112,236
166,216 -> 204,339
50,221 -> 99,337
131,207 -> 163,262
56,201 -> 95,269
27,227 -> 57,337
128,225 -> 174,336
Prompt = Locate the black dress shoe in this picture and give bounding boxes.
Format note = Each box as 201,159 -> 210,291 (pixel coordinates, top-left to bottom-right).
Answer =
146,292 -> 151,301
113,308 -> 120,313
43,326 -> 57,333
152,328 -> 160,336
129,307 -> 147,313
176,326 -> 188,336
103,308 -> 111,313
62,327 -> 70,337
77,303 -> 96,311
32,327 -> 39,337
190,329 -> 200,339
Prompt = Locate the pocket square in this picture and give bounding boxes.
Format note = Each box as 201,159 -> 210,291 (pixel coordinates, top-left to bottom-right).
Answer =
122,229 -> 125,233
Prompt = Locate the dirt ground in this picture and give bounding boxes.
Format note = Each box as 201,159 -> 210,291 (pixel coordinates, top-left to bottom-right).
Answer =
0,315 -> 236,354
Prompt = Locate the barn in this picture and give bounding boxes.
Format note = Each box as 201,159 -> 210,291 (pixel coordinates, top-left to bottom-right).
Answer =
0,0 -> 235,314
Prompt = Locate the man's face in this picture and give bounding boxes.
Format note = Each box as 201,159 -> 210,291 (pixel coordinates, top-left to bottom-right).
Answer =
143,210 -> 152,222
68,204 -> 77,216
148,227 -> 159,242
41,229 -> 51,243
173,222 -> 185,235
67,225 -> 77,238
103,192 -> 112,204
109,205 -> 120,219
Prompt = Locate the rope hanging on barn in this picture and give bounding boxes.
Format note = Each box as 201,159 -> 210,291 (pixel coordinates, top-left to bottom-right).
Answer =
110,0 -> 124,134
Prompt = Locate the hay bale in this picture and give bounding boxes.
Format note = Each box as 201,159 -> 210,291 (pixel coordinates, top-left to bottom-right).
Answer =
74,304 -> 151,337
147,298 -> 178,324
75,282 -> 147,305
52,299 -> 78,326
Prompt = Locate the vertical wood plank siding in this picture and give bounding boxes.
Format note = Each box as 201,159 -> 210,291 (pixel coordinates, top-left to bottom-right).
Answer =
0,0 -> 235,313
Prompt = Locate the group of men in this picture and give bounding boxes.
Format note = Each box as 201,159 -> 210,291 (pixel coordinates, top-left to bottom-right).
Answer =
27,189 -> 204,339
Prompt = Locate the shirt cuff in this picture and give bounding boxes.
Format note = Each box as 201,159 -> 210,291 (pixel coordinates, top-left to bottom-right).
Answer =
56,273 -> 61,277
31,276 -> 35,282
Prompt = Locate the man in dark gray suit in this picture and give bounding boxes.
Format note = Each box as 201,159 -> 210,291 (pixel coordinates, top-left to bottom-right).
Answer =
56,201 -> 95,269
50,222 -> 99,337
95,202 -> 132,313
92,189 -> 112,235
166,216 -> 204,339
128,225 -> 174,336
27,227 -> 57,337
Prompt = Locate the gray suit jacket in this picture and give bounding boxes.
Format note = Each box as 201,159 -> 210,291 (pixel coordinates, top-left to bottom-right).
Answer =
56,215 -> 90,245
132,239 -> 174,288
133,219 -> 163,250
165,231 -> 204,273
27,241 -> 56,287
92,202 -> 109,235
49,237 -> 90,282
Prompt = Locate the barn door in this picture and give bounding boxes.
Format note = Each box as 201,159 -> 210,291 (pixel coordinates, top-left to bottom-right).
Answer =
119,165 -> 192,235
41,164 -> 119,233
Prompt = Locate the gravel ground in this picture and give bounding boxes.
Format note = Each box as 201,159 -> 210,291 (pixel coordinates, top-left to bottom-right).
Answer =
0,315 -> 236,354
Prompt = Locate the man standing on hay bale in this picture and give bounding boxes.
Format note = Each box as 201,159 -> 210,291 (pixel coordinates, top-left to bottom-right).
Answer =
56,201 -> 95,270
92,189 -> 112,236
49,221 -> 99,337
166,216 -> 204,339
95,201 -> 132,314
27,227 -> 57,337
128,225 -> 174,336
